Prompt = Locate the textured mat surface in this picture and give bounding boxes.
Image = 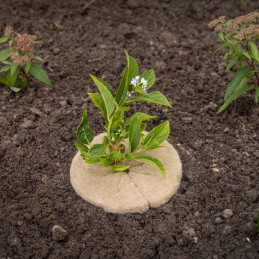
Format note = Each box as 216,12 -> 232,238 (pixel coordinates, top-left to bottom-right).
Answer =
70,132 -> 182,213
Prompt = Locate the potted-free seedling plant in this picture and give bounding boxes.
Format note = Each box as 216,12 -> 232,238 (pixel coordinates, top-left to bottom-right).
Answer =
208,11 -> 259,113
0,26 -> 52,92
75,51 -> 172,175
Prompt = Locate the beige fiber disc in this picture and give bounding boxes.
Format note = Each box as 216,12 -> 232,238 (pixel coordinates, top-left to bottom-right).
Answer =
70,132 -> 182,213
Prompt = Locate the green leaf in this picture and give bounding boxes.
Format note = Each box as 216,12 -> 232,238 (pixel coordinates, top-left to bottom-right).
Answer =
217,86 -> 254,113
33,41 -> 43,44
140,69 -> 155,89
33,56 -> 43,61
248,40 -> 259,63
218,31 -> 225,42
94,77 -> 114,96
255,86 -> 259,103
108,164 -> 130,172
134,85 -> 148,96
118,106 -> 130,112
129,118 -> 141,153
9,39 -> 13,46
142,121 -> 170,146
99,158 -> 111,167
134,155 -> 166,176
214,42 -> 229,53
75,142 -> 89,157
76,110 -> 94,145
125,112 -> 156,125
29,62 -> 52,86
21,77 -> 29,90
129,91 -> 172,107
89,144 -> 106,159
25,62 -> 31,74
10,65 -> 18,76
0,36 -> 9,44
125,153 -> 135,160
241,51 -> 251,61
0,48 -> 11,62
139,144 -> 166,152
0,76 -> 8,84
141,122 -> 147,132
89,75 -> 116,118
109,152 -> 124,160
8,86 -> 21,92
0,65 -> 11,73
225,55 -> 239,72
224,50 -> 232,60
116,51 -> 139,105
84,158 -> 100,164
88,93 -> 108,121
6,68 -> 19,86
224,66 -> 252,100
102,136 -> 109,146
2,60 -> 11,65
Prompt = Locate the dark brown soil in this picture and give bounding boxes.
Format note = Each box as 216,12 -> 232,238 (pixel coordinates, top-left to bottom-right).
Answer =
0,0 -> 259,258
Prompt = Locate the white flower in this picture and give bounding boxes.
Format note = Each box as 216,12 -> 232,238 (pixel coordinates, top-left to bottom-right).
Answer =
130,77 -> 138,86
136,76 -> 140,80
141,78 -> 148,87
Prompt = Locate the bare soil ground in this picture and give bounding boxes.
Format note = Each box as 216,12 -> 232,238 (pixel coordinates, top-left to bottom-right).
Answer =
0,0 -> 258,258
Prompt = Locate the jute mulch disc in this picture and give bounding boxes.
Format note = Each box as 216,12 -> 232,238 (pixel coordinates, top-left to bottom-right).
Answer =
70,132 -> 182,213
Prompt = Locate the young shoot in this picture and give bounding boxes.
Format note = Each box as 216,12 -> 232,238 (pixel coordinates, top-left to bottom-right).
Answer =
75,51 -> 172,175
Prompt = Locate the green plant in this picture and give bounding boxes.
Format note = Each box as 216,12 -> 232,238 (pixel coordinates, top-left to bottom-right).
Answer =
0,26 -> 52,92
75,51 -> 172,175
208,12 -> 259,113
170,9 -> 178,19
50,21 -> 64,30
241,0 -> 250,6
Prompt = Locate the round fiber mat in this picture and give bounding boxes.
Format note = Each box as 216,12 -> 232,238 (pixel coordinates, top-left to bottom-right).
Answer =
70,132 -> 182,213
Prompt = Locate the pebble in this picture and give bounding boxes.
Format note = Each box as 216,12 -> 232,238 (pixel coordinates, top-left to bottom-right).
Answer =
187,228 -> 196,237
155,60 -> 166,70
20,119 -> 34,129
10,237 -> 21,246
223,127 -> 230,133
127,0 -> 141,9
52,225 -> 68,241
212,168 -> 219,173
191,140 -> 203,150
59,100 -> 67,106
201,102 -> 217,112
162,108 -> 168,113
223,209 -> 233,219
53,48 -> 61,55
215,217 -> 223,224
159,32 -> 178,47
193,237 -> 198,243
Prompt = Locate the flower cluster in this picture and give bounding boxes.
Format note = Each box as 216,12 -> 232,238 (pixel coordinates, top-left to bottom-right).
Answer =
11,52 -> 33,66
208,16 -> 226,31
209,12 -> 259,34
127,76 -> 148,99
4,26 -> 14,37
10,33 -> 37,53
209,11 -> 259,46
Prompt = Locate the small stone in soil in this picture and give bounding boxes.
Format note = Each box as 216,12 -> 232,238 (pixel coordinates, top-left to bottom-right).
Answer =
187,228 -> 196,237
52,225 -> 68,241
215,217 -> 223,224
193,237 -> 198,243
223,209 -> 233,219
53,48 -> 61,55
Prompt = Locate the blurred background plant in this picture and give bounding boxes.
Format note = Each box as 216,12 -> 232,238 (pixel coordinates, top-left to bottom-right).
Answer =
209,12 -> 259,113
0,26 -> 52,92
